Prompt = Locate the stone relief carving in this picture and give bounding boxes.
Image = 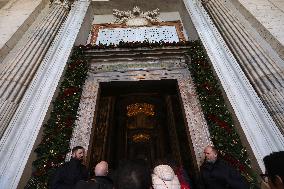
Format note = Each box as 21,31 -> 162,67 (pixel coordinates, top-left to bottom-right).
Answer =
113,6 -> 160,26
52,0 -> 71,9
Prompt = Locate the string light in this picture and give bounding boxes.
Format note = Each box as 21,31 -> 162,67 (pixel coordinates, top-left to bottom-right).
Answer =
132,133 -> 151,143
27,41 -> 257,188
127,103 -> 155,117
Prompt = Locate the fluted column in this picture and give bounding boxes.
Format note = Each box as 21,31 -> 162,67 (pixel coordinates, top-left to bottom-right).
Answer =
203,0 -> 284,134
182,0 -> 284,172
0,0 -> 90,188
0,0 -> 69,138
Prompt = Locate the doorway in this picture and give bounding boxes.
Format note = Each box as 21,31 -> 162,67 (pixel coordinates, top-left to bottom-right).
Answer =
89,79 -> 195,180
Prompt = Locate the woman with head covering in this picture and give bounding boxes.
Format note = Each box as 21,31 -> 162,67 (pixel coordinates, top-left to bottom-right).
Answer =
152,165 -> 180,189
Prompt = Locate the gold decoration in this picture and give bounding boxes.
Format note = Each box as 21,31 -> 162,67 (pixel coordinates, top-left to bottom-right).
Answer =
127,103 -> 155,117
132,133 -> 151,143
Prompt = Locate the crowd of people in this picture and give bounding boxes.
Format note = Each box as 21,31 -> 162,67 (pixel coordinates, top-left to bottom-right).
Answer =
50,145 -> 284,189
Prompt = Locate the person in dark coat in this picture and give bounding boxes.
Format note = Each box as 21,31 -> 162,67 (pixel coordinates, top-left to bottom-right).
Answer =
75,161 -> 113,189
200,145 -> 249,189
50,146 -> 89,189
114,159 -> 152,189
262,151 -> 284,189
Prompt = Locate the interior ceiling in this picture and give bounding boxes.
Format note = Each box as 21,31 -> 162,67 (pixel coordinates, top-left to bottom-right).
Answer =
92,0 -> 183,15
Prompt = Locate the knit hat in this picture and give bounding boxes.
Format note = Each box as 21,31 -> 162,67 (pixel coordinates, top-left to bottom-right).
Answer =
152,165 -> 180,189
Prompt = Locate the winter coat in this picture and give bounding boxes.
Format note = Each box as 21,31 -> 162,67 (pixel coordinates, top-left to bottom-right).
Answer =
50,158 -> 89,189
200,159 -> 249,189
152,165 -> 180,189
74,176 -> 113,189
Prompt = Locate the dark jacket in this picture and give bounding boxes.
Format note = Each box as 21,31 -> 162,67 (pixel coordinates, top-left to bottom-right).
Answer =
75,176 -> 113,189
200,159 -> 249,189
50,158 -> 89,189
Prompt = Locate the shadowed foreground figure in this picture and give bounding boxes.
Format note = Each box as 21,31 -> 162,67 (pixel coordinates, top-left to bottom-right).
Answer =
262,151 -> 284,189
75,161 -> 113,189
200,145 -> 249,189
50,146 -> 88,189
114,160 -> 152,189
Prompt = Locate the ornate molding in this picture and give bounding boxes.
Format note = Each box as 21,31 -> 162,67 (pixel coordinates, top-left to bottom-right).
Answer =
52,0 -> 71,10
89,58 -> 187,73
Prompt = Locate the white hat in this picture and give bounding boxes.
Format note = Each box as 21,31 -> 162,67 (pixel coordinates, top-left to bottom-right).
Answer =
152,165 -> 180,189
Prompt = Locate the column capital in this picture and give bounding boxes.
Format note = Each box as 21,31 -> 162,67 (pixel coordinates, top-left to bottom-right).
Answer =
52,0 -> 72,10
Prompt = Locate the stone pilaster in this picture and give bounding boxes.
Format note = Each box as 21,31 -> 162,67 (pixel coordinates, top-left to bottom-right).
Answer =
0,0 -> 90,188
182,0 -> 284,172
0,0 -> 69,138
203,0 -> 284,135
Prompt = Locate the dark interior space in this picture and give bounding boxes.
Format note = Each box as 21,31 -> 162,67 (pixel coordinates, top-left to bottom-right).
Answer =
89,79 -> 196,185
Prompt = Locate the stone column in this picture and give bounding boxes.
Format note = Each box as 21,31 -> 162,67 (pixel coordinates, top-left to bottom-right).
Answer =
203,0 -> 284,134
0,0 -> 91,188
182,0 -> 284,172
0,0 -> 69,138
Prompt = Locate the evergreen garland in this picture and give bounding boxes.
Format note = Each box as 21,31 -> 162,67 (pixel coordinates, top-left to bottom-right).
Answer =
25,46 -> 88,188
187,41 -> 257,188
25,40 -> 257,188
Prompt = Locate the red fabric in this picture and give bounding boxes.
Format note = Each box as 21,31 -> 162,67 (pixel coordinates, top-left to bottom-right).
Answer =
180,183 -> 191,189
175,167 -> 191,189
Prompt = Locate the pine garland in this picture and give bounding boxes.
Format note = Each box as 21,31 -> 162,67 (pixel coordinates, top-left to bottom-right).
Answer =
25,46 -> 88,188
25,40 -> 257,188
187,41 -> 257,188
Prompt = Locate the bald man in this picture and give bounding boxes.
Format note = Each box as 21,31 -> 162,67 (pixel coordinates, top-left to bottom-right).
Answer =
200,146 -> 249,189
95,161 -> 109,176
75,161 -> 113,189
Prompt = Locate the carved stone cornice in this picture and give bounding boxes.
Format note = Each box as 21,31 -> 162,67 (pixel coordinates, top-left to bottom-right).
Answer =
89,59 -> 187,73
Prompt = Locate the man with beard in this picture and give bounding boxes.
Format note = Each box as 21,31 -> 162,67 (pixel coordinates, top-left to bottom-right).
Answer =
50,146 -> 89,189
200,145 -> 249,189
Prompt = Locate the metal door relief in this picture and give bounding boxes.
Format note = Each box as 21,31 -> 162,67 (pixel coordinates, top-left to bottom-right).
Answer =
89,97 -> 114,167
